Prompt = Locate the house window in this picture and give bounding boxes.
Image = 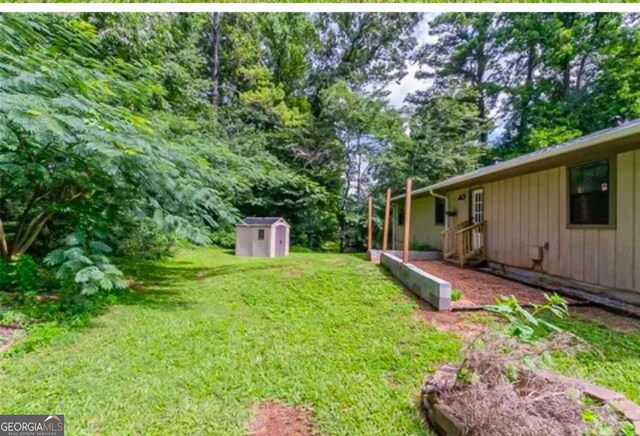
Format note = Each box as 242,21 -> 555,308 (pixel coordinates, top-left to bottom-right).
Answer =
569,159 -> 611,225
258,229 -> 265,240
435,198 -> 445,225
397,209 -> 405,226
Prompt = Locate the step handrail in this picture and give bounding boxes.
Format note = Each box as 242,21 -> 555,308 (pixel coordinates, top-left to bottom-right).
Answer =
440,220 -> 469,258
455,220 -> 486,266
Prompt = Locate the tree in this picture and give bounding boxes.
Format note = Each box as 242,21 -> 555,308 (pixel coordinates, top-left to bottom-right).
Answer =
414,13 -> 500,143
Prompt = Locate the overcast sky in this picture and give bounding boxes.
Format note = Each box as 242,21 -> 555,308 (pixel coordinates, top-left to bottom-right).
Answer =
385,15 -> 436,109
384,14 -> 505,143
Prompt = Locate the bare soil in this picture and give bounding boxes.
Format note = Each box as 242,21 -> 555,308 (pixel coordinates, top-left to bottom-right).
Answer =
248,401 -> 315,436
413,309 -> 490,340
412,261 -> 552,308
0,326 -> 21,353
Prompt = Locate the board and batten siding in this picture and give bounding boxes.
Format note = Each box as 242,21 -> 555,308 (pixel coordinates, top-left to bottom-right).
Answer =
395,196 -> 444,250
454,150 -> 640,294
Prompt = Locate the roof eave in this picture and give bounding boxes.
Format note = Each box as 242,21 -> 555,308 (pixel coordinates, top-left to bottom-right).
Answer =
392,121 -> 640,201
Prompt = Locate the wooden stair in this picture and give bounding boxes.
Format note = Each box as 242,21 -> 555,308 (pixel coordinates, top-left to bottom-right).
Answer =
440,221 -> 487,268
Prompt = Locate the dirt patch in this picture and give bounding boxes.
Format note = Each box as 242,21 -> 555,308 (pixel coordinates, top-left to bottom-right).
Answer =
285,269 -> 305,278
413,261 -> 553,309
248,401 -> 315,436
0,326 -> 22,353
413,309 -> 491,340
571,306 -> 640,332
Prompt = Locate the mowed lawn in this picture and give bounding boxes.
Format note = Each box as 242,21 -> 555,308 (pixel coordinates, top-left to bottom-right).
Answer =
0,248 -> 461,434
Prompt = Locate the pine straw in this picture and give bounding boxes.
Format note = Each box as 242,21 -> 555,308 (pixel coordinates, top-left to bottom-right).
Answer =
426,333 -> 624,436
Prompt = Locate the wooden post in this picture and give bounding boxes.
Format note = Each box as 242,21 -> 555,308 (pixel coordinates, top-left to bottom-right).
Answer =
403,179 -> 412,263
382,188 -> 391,251
367,196 -> 373,252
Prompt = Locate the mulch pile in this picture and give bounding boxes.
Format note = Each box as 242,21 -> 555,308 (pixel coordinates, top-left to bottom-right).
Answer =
423,334 -> 629,436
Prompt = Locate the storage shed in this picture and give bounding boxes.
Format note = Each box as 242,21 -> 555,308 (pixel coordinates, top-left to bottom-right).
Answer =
235,217 -> 290,257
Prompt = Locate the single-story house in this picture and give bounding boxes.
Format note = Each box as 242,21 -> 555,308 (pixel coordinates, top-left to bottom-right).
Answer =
235,217 -> 290,257
392,118 -> 640,305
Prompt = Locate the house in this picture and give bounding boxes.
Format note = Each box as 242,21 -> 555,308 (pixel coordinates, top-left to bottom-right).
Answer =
235,217 -> 290,257
392,119 -> 640,305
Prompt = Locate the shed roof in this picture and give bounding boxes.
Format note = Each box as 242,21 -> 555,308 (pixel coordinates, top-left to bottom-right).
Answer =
239,217 -> 287,227
392,117 -> 640,201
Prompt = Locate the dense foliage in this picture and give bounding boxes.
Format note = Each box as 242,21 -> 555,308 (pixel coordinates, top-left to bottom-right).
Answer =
1,13 -> 639,307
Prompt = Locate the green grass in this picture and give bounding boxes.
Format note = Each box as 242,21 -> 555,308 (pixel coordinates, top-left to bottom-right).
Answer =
0,248 -> 460,434
1,248 -> 639,434
551,315 -> 640,404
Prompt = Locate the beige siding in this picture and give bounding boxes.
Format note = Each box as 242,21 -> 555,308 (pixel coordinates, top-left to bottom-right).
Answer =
616,152 -> 635,290
395,196 -> 444,250
452,150 -> 640,294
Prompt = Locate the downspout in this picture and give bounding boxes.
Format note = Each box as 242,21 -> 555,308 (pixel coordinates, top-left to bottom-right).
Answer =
429,190 -> 448,231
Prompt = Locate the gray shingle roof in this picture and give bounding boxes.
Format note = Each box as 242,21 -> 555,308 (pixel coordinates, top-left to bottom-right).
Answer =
241,217 -> 284,226
393,117 -> 640,200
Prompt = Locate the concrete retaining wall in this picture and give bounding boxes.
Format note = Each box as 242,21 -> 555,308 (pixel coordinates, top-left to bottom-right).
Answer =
380,252 -> 451,311
369,249 -> 441,263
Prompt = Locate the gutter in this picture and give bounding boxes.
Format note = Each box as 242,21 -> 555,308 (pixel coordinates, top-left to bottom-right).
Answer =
391,119 -> 640,201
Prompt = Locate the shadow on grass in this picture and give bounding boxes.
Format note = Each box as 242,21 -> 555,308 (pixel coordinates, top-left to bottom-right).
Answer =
115,256 -> 303,312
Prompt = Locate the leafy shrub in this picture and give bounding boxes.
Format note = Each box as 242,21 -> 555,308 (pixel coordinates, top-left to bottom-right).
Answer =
290,245 -> 315,253
0,255 -> 40,294
114,220 -> 175,260
13,255 -> 39,293
410,237 -> 436,251
486,293 -> 568,342
210,228 -> 235,249
45,232 -> 128,296
451,289 -> 464,302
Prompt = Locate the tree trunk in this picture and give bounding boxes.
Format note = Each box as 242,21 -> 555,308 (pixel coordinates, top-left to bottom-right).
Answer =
210,12 -> 221,108
0,215 -> 8,258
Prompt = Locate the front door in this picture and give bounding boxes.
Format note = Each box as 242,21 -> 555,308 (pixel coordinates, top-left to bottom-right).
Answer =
471,189 -> 484,250
471,189 -> 484,224
275,225 -> 286,256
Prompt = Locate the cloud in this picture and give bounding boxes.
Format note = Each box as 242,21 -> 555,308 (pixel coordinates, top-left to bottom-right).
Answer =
385,14 -> 438,109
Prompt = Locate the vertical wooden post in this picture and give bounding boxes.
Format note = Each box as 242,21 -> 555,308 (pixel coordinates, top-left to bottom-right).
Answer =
403,179 -> 412,263
382,188 -> 391,251
367,196 -> 373,252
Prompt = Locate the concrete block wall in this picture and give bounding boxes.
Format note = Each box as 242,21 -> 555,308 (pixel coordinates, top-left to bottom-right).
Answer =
380,252 -> 451,311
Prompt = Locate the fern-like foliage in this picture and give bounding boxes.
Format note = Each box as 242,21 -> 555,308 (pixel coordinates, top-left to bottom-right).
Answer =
45,232 -> 127,296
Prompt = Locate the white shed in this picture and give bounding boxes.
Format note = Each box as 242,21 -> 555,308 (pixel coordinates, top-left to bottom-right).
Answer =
235,217 -> 290,257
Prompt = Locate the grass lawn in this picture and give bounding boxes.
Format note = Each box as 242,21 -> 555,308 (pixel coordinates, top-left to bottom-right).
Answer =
0,248 -> 460,434
1,247 -> 639,434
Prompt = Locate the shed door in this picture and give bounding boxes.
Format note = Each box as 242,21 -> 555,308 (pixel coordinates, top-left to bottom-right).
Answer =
275,225 -> 286,256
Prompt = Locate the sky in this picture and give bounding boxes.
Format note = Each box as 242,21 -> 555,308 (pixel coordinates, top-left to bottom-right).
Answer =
385,15 -> 436,109
385,14 -> 505,144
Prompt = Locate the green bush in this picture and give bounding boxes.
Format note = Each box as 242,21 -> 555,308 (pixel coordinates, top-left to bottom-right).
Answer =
410,237 -> 436,252
486,293 -> 568,342
451,289 -> 464,301
45,232 -> 128,296
290,245 -> 315,253
0,255 -> 40,294
210,228 -> 236,249
114,220 -> 175,260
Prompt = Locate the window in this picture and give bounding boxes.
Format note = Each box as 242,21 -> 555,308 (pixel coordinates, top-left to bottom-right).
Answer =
435,198 -> 445,225
569,160 -> 611,225
397,209 -> 405,226
258,229 -> 265,240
